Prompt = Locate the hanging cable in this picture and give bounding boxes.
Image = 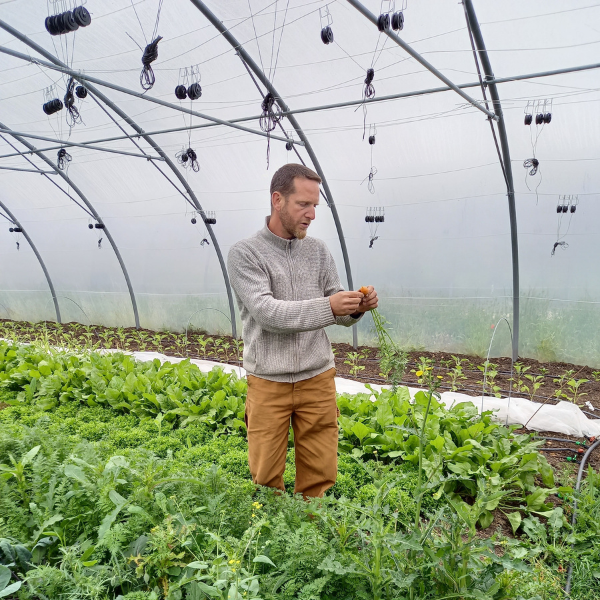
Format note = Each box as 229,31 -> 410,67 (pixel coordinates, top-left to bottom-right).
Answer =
63,77 -> 82,127
56,148 -> 72,170
140,36 -> 162,91
259,92 -> 283,168
358,68 -> 376,139
523,158 -> 539,176
176,147 -> 200,172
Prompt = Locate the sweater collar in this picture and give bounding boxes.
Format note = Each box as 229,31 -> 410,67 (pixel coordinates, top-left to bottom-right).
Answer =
259,216 -> 303,252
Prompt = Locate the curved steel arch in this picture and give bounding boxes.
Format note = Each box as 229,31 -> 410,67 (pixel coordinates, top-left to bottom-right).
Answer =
188,0 -> 358,347
462,0 -> 519,361
0,21 -> 238,338
0,121 -> 141,329
0,199 -> 61,323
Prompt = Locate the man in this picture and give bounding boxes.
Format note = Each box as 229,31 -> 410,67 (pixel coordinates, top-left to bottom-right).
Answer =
227,163 -> 378,498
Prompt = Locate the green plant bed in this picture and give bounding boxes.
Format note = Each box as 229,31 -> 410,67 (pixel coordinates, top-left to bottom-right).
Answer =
0,403 -> 541,600
2,340 -> 594,599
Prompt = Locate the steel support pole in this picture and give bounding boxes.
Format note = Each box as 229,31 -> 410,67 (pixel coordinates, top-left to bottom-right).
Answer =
0,199 -> 61,323
0,165 -> 56,174
188,0 -> 359,348
0,121 -> 141,329
0,38 -> 300,147
0,128 -> 164,161
1,61 -> 598,160
345,0 -> 498,121
0,21 -> 238,338
463,0 -> 519,361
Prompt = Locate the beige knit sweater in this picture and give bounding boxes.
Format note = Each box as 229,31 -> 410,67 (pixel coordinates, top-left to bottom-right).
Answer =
227,219 -> 361,383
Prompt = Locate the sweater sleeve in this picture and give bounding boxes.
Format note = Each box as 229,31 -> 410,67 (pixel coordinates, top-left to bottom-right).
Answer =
322,245 -> 364,328
228,243 -> 337,334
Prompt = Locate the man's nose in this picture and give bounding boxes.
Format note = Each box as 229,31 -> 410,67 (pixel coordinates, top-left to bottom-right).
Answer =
307,206 -> 316,220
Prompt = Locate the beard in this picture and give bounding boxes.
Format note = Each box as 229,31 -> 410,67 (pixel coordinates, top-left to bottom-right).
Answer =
280,201 -> 308,239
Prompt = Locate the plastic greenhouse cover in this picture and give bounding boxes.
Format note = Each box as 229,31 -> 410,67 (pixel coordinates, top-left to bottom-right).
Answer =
0,0 -> 599,365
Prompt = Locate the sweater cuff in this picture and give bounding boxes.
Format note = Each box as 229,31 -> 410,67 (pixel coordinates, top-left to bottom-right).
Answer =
350,311 -> 362,319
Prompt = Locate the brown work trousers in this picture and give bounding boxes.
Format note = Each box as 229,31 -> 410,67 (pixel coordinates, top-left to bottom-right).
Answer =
245,367 -> 338,498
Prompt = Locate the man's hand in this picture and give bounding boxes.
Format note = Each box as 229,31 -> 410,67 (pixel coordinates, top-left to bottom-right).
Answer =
329,291 -> 364,316
355,285 -> 378,313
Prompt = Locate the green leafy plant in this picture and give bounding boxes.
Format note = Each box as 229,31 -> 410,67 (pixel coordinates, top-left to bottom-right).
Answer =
448,355 -> 467,391
524,373 -> 544,402
344,352 -> 366,378
553,369 -> 574,401
563,378 -> 589,404
511,362 -> 531,396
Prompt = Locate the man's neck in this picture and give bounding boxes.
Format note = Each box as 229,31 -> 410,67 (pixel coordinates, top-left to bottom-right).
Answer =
267,215 -> 294,240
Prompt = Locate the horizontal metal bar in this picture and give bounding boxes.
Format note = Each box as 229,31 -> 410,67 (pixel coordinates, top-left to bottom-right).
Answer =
0,128 -> 164,161
0,43 -> 304,147
0,61 -> 595,158
345,0 -> 499,120
0,164 -> 56,174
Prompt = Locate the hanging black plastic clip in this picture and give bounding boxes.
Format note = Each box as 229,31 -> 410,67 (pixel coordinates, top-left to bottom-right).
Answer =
319,7 -> 334,44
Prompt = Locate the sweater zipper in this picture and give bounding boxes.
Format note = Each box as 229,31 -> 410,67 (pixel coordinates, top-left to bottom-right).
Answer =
286,242 -> 299,382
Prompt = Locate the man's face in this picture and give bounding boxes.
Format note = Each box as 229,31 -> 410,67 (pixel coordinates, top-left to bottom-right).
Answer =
274,177 -> 320,240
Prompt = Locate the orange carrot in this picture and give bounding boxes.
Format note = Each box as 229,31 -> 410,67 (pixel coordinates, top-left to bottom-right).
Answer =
359,286 -> 369,295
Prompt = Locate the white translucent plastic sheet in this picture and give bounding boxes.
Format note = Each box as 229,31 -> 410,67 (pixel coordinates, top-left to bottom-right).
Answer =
1,0 -> 600,364
129,350 -> 600,438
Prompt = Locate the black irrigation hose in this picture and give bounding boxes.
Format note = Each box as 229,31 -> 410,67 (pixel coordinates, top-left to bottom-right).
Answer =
565,439 -> 600,596
583,410 -> 600,419
536,436 -> 589,445
539,448 -> 583,453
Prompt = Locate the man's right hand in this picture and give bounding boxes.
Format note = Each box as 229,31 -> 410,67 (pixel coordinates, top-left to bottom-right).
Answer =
329,291 -> 364,316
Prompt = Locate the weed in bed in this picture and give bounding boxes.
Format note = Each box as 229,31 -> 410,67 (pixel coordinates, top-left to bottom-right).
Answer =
344,351 -> 366,378
448,355 -> 467,392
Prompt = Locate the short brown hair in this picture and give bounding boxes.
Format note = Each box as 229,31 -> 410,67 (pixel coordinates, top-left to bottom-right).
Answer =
270,163 -> 321,197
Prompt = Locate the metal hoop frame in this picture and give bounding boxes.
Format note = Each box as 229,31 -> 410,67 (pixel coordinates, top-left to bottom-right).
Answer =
0,198 -> 61,323
0,20 -> 237,337
187,0 -> 358,348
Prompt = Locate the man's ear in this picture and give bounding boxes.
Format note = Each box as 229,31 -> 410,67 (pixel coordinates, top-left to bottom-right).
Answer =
271,191 -> 283,212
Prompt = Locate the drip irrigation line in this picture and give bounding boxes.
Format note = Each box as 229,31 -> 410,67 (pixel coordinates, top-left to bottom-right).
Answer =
539,448 -> 582,452
565,439 -> 600,596
583,410 -> 600,419
536,436 -> 589,445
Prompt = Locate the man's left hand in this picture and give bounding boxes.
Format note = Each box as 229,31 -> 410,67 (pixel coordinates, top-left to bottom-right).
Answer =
356,286 -> 378,313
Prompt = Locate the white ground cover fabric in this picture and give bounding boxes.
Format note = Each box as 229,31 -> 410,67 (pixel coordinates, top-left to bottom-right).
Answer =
130,350 -> 600,438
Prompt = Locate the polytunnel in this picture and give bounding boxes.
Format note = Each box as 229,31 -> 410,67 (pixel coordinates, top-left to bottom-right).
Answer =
1,0 -> 599,366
